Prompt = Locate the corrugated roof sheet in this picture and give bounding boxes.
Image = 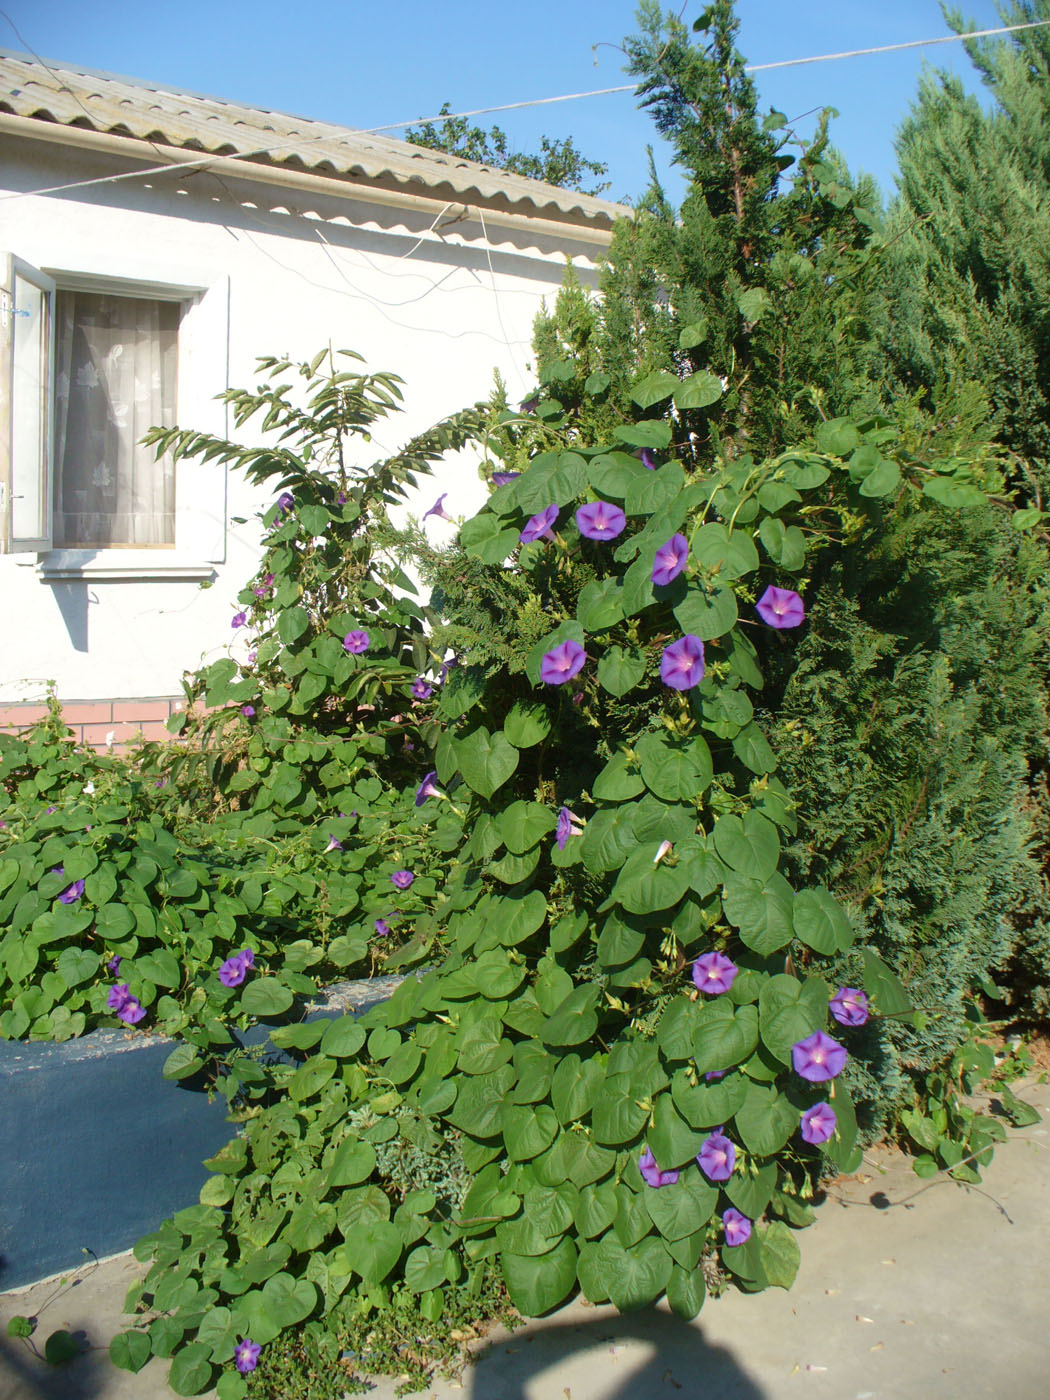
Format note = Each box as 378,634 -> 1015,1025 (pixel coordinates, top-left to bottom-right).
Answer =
0,50 -> 628,231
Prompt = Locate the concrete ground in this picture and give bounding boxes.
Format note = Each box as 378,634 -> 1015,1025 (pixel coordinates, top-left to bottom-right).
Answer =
2,1076 -> 1048,1400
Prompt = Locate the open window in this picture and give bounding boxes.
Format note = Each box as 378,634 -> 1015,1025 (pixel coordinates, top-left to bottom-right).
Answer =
1,254 -> 228,573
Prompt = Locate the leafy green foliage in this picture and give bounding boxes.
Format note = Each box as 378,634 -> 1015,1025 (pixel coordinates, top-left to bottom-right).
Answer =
405,102 -> 610,196
114,373 -> 1004,1393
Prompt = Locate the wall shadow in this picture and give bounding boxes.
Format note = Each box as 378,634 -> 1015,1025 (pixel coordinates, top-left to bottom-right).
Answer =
466,1305 -> 767,1400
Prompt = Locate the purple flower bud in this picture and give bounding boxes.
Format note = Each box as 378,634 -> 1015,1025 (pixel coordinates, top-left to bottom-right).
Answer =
660,635 -> 705,690
540,639 -> 586,686
520,504 -> 559,544
58,879 -> 85,904
692,951 -> 738,996
491,472 -> 521,487
106,955 -> 122,975
415,772 -> 441,807
829,987 -> 869,1027
636,448 -> 658,470
697,1130 -> 736,1181
704,1069 -> 728,1081
337,491 -> 348,505
424,494 -> 452,522
231,611 -> 247,630
651,533 -> 689,587
555,806 -> 584,851
241,705 -> 256,718
391,869 -> 414,891
756,585 -> 805,630
50,865 -> 64,877
275,492 -> 294,516
520,394 -> 539,414
576,500 -> 627,541
343,630 -> 370,654
374,918 -> 391,937
792,1029 -> 848,1082
800,1101 -> 837,1145
325,835 -> 343,852
638,1146 -> 679,1188
722,1208 -> 752,1246
234,1338 -> 262,1374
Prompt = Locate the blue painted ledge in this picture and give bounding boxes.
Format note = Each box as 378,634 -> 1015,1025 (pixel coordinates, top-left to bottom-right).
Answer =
0,977 -> 402,1290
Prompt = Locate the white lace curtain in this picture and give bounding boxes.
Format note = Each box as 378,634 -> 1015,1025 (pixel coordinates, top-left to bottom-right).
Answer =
54,291 -> 179,547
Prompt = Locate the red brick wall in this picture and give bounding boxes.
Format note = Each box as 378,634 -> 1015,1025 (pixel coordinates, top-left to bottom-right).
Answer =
0,698 -> 185,752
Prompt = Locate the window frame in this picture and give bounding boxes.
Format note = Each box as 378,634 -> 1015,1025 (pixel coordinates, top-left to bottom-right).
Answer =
1,252 -> 229,579
1,253 -> 57,553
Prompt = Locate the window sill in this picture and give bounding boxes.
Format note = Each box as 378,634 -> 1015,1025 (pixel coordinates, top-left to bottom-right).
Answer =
28,553 -> 218,583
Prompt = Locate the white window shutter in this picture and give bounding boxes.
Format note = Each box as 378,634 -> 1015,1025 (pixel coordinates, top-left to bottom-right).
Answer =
0,254 -> 56,552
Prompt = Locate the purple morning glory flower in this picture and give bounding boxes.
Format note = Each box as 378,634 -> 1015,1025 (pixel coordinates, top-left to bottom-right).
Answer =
325,835 -> 343,852
756,585 -> 805,629
722,1208 -> 752,1247
411,678 -> 434,701
651,534 -> 689,587
415,772 -> 441,806
520,504 -> 559,544
829,987 -> 870,1027
231,612 -> 248,630
636,448 -> 658,470
50,865 -> 64,877
374,918 -> 391,936
491,472 -> 521,487
117,997 -> 146,1025
252,573 -> 275,597
638,1146 -> 680,1188
275,492 -> 294,516
697,1130 -> 736,1182
58,879 -> 85,904
107,983 -> 132,1012
705,1069 -> 728,1081
576,500 -> 627,541
234,1338 -> 262,1374
660,635 -> 705,690
241,705 -> 256,718
344,631 -> 370,654
792,1029 -> 848,1082
555,806 -> 584,851
391,869 -> 414,891
800,1101 -> 837,1145
436,656 -> 457,683
540,639 -> 586,686
337,491 -> 348,505
45,807 -> 56,814
106,955 -> 122,975
692,951 -> 738,996
219,949 -> 255,988
424,494 -> 452,522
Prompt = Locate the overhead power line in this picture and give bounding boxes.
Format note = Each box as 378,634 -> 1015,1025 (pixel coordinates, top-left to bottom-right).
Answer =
365,20 -> 1050,133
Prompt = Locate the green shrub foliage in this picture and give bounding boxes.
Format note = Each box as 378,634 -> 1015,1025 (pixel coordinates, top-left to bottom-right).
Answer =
114,386 -> 1009,1396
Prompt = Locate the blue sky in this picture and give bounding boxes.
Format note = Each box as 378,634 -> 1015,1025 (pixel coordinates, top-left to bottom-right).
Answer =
1,0 -> 1013,205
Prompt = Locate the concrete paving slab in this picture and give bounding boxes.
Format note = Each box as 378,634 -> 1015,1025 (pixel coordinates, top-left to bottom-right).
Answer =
2,1077 -> 1047,1400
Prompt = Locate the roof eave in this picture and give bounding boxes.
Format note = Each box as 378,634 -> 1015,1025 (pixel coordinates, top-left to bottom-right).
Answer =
0,111 -> 628,248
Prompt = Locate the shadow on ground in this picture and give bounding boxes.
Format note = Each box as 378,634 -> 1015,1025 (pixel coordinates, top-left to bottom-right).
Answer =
465,1304 -> 765,1400
0,1331 -> 109,1400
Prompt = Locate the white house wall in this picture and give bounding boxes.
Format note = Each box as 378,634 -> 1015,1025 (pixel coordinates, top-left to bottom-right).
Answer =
0,137 -> 604,703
